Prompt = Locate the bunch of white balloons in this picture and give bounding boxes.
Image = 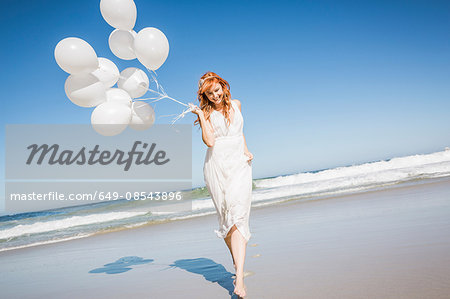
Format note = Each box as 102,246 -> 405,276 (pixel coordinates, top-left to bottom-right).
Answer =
54,0 -> 170,136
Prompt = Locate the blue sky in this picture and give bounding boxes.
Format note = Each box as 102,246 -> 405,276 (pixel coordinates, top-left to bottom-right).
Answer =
1,0 -> 449,195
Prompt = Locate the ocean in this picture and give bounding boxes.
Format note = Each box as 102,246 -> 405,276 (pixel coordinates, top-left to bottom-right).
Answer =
1,148 -> 449,252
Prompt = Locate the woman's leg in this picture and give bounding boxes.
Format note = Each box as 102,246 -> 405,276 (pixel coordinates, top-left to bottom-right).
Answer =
224,234 -> 236,271
227,224 -> 247,297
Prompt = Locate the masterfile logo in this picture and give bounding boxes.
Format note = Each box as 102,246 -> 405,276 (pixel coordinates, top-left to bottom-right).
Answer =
6,124 -> 190,180
26,141 -> 170,171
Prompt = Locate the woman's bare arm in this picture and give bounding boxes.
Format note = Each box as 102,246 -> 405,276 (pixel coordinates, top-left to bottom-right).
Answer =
190,104 -> 215,147
234,100 -> 253,160
243,133 -> 249,153
199,113 -> 215,147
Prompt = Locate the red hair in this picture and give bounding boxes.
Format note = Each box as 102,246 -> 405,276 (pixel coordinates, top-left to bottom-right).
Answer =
194,71 -> 233,127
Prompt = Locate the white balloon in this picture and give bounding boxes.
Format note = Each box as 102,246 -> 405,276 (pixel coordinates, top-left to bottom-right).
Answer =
55,37 -> 98,74
64,73 -> 106,107
106,88 -> 132,107
100,0 -> 137,31
117,67 -> 149,98
92,58 -> 119,88
129,101 -> 155,130
134,27 -> 169,70
109,29 -> 137,60
91,102 -> 132,136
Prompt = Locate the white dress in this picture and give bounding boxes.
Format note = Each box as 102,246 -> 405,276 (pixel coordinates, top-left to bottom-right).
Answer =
203,100 -> 253,242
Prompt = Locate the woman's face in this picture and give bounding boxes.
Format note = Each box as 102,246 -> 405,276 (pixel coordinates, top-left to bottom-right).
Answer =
205,82 -> 223,106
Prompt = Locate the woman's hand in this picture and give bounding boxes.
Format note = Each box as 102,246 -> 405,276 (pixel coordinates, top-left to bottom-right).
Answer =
189,103 -> 203,117
244,150 -> 254,162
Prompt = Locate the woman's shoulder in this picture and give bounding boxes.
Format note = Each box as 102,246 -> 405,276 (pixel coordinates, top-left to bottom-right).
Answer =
232,99 -> 241,111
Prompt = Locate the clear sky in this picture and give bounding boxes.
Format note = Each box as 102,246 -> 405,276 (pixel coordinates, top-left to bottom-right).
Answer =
1,0 -> 449,192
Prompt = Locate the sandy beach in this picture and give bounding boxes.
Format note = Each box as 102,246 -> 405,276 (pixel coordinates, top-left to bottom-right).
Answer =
1,177 -> 450,298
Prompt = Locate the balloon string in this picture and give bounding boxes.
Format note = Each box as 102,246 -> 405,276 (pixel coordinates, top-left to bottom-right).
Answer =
116,70 -> 194,123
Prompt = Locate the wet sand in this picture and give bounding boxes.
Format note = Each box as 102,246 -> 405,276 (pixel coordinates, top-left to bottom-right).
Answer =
1,177 -> 450,298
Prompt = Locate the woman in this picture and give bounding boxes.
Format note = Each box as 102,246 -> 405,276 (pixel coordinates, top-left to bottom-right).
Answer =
190,71 -> 254,298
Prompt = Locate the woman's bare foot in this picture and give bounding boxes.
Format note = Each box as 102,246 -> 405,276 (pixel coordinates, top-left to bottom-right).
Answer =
233,276 -> 247,298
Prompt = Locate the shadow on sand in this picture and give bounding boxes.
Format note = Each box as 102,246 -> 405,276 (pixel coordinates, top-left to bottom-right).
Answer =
169,258 -> 239,298
89,256 -> 154,274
